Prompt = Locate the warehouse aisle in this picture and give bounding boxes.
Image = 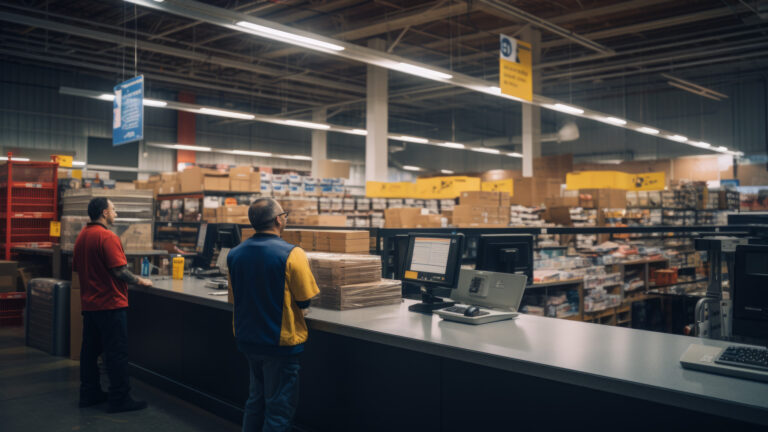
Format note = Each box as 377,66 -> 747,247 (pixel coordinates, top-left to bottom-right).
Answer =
0,326 -> 240,432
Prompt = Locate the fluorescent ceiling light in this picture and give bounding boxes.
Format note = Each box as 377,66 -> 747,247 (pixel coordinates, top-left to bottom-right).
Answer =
283,120 -> 330,130
603,117 -> 627,125
716,146 -> 728,152
236,21 -> 344,52
391,135 -> 429,144
143,98 -> 168,107
98,93 -> 115,101
470,147 -> 501,155
689,141 -> 712,149
231,150 -> 272,157
440,169 -> 454,174
507,152 -> 523,158
438,142 -> 465,149
488,86 -> 502,94
198,107 -> 255,120
349,129 -> 368,135
402,165 -> 422,171
72,161 -> 86,166
636,127 -> 659,135
173,144 -> 212,152
550,103 -> 584,115
281,155 -> 312,161
0,157 -> 30,161
669,135 -> 688,142
393,62 -> 452,80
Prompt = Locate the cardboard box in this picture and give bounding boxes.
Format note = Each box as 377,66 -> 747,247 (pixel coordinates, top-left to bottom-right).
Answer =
70,272 -> 82,361
179,167 -> 205,193
305,215 -> 347,227
580,189 -> 627,209
0,261 -> 18,292
230,167 -> 260,192
510,178 -> 562,207
202,208 -> 217,221
216,205 -> 249,220
203,172 -> 230,191
460,191 -> 506,207
317,159 -> 351,179
544,206 -> 573,225
384,208 -> 423,228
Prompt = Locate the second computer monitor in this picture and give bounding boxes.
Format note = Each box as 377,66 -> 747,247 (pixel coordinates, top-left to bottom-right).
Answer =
402,234 -> 463,290
476,234 -> 534,281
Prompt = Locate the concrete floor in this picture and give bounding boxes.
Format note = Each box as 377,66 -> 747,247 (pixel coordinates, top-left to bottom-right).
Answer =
0,325 -> 241,432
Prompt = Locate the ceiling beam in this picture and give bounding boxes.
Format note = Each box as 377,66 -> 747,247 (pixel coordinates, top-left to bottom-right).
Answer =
0,11 -> 365,95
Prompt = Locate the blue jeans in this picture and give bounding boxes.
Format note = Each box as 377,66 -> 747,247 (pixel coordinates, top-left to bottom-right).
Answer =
242,353 -> 300,432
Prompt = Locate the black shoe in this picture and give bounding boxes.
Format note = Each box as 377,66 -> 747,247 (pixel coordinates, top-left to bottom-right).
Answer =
79,391 -> 108,408
107,397 -> 148,413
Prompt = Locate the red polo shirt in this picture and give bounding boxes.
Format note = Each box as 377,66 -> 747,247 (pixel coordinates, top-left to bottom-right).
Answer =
72,223 -> 129,311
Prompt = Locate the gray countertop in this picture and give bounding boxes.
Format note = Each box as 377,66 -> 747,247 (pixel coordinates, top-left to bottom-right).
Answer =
132,277 -> 768,426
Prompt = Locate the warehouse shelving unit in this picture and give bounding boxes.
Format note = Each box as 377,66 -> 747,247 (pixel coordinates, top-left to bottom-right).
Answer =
0,155 -> 59,259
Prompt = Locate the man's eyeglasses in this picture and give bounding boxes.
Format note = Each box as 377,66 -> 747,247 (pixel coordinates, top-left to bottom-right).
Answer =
276,211 -> 289,219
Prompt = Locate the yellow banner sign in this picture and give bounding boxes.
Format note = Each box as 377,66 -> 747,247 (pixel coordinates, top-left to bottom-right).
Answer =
566,171 -> 666,191
366,181 -> 416,198
49,221 -> 61,237
481,179 -> 514,196
499,35 -> 532,102
51,154 -> 73,167
416,176 -> 481,199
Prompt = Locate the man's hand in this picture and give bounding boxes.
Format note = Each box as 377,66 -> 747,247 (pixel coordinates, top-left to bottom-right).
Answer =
301,308 -> 309,317
137,277 -> 153,287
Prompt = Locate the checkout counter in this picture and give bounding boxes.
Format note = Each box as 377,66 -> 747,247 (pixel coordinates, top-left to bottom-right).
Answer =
128,277 -> 768,430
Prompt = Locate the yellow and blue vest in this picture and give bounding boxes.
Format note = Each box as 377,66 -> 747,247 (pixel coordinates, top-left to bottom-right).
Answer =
227,233 -> 320,355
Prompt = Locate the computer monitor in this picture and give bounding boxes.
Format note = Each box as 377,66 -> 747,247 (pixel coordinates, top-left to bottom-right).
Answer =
476,234 -> 534,282
195,223 -> 208,254
402,233 -> 463,313
733,245 -> 768,345
216,223 -> 241,249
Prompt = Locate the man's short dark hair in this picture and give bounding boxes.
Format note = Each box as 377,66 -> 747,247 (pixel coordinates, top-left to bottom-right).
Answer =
88,197 -> 110,221
248,198 -> 280,231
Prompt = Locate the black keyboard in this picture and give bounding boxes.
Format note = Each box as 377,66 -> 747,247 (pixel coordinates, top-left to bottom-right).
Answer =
715,346 -> 768,372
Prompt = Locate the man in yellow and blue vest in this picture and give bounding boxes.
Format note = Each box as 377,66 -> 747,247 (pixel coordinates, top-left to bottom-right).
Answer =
227,197 -> 319,432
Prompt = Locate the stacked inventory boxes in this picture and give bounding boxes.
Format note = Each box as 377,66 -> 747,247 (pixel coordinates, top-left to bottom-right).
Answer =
60,189 -> 154,251
452,191 -> 511,227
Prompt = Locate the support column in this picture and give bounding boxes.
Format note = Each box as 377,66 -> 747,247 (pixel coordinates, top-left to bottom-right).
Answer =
177,91 -> 196,171
311,107 -> 327,177
521,28 -> 542,178
366,39 -> 389,183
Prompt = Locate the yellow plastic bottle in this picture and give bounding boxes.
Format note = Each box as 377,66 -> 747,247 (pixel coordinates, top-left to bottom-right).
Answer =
172,256 -> 185,280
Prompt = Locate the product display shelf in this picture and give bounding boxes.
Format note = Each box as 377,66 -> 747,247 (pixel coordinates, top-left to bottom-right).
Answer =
0,158 -> 59,259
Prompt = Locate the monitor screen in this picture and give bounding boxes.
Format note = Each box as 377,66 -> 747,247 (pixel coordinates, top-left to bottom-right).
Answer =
196,223 -> 208,254
476,234 -> 534,281
216,224 -> 241,249
733,245 -> 768,344
402,234 -> 462,288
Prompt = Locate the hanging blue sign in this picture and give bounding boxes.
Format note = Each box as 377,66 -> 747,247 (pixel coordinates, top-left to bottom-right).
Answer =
112,75 -> 144,146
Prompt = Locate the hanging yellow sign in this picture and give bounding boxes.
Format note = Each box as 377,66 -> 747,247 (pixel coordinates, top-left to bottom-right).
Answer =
628,172 -> 665,191
51,155 -> 73,167
566,171 -> 666,191
416,176 -> 481,199
49,221 -> 61,237
481,179 -> 514,196
499,34 -> 532,102
365,181 -> 416,198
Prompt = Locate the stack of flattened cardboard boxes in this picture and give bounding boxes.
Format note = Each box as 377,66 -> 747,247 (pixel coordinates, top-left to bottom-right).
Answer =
283,230 -> 369,254
452,191 -> 511,227
384,208 -> 443,228
277,198 -> 318,226
306,252 -> 400,310
215,205 -> 250,224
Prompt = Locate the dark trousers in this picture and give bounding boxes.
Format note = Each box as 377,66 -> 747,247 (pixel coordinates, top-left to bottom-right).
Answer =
80,308 -> 130,404
242,353 -> 300,432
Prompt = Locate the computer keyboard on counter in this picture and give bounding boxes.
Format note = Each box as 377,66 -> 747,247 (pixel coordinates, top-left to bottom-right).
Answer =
715,346 -> 768,372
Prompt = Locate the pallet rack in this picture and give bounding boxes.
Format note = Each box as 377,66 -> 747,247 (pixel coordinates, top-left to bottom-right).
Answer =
0,155 -> 59,259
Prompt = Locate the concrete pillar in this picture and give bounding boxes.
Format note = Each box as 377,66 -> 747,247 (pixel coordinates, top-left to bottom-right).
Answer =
365,39 -> 389,183
311,107 -> 327,178
521,28 -> 542,177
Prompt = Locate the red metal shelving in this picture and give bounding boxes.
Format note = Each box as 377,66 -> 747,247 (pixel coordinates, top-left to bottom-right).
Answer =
0,154 -> 59,259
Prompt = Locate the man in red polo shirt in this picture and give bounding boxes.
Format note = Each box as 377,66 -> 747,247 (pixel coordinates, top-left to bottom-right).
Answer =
73,197 -> 152,413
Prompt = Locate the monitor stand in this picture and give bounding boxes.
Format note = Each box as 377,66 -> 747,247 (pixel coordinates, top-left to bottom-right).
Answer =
408,286 -> 455,314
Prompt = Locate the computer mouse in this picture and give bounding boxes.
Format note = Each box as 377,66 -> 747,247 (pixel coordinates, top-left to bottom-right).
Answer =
464,306 -> 481,317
